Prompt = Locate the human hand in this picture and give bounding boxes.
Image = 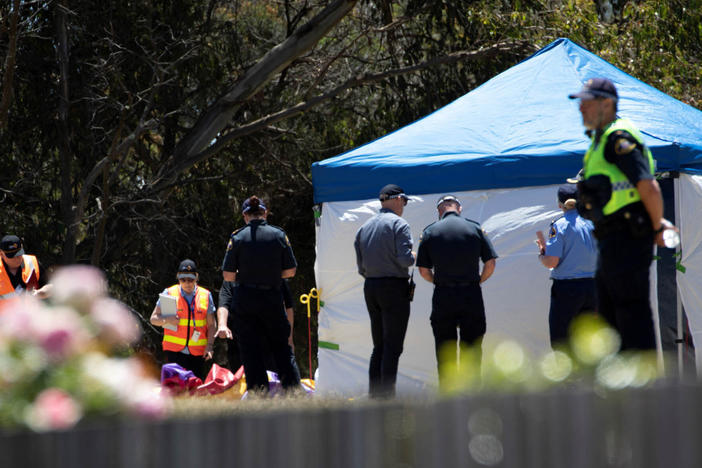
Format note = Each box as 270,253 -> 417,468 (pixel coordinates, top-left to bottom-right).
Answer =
164,315 -> 180,327
655,218 -> 679,248
216,325 -> 233,339
204,348 -> 214,360
535,231 -> 546,255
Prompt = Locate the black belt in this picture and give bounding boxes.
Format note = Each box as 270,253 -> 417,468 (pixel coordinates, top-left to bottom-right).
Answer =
235,283 -> 277,290
366,277 -> 409,281
435,281 -> 478,287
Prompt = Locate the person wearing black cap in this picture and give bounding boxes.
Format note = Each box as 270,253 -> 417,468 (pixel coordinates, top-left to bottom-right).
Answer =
354,184 -> 415,398
0,234 -> 52,299
150,259 -> 216,380
568,78 -> 677,350
216,196 -> 301,394
535,184 -> 597,347
416,195 -> 497,387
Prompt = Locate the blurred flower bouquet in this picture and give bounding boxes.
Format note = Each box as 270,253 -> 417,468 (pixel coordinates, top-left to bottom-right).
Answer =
0,265 -> 169,432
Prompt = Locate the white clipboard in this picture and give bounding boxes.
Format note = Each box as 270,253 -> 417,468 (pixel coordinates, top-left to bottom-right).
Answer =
158,293 -> 178,332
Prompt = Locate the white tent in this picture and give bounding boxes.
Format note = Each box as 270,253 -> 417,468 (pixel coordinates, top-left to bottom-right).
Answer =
310,39 -> 702,395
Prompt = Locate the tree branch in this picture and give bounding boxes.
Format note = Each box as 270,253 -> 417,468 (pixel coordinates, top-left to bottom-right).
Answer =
154,0 -> 358,187
150,39 -> 536,181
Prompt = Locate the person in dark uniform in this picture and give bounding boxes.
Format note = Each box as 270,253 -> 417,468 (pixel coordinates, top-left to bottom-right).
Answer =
416,195 -> 497,387
220,278 -> 295,375
215,196 -> 301,394
568,78 -> 677,350
354,184 -> 415,398
535,184 -> 597,347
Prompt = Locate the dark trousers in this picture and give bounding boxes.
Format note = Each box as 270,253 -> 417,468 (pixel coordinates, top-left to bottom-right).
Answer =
363,277 -> 410,398
596,229 -> 656,350
164,351 -> 208,381
229,287 -> 301,393
431,284 -> 485,386
549,278 -> 596,347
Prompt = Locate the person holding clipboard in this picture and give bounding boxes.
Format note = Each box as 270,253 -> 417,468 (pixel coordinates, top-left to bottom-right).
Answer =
150,259 -> 216,379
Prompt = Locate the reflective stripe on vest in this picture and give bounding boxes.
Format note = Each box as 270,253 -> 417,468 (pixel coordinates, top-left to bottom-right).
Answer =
161,285 -> 210,355
583,117 -> 655,216
0,255 -> 40,299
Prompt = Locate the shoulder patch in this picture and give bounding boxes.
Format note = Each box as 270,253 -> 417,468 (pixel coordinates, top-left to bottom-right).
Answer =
226,239 -> 233,251
548,225 -> 557,239
614,138 -> 636,155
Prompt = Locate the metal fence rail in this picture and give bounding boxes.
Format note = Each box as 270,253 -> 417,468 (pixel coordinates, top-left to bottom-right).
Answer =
2,381 -> 702,468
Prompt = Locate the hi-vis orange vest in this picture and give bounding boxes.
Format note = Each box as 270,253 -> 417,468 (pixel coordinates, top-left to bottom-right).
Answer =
0,255 -> 40,299
162,285 -> 210,356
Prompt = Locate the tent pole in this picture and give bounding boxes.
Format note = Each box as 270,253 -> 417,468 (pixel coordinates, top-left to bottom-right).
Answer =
674,177 -> 684,379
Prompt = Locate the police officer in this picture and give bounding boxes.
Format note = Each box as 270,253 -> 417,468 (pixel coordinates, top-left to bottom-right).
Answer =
536,184 -> 597,347
354,184 -> 415,398
416,195 -> 497,387
569,78 -> 677,350
0,234 -> 52,300
216,196 -> 301,394
150,259 -> 216,380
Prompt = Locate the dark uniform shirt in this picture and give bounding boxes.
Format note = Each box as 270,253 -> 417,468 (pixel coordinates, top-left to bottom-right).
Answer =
416,212 -> 497,284
222,219 -> 297,287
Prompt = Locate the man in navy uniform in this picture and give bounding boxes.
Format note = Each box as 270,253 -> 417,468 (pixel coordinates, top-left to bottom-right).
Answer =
354,184 -> 415,398
416,195 -> 497,387
568,78 -> 677,350
536,184 -> 597,347
216,196 -> 301,394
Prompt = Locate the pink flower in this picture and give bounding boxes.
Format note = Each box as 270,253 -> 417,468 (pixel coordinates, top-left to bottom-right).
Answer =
127,382 -> 170,419
34,306 -> 92,361
24,388 -> 83,431
50,265 -> 107,313
0,295 -> 45,340
90,298 -> 141,346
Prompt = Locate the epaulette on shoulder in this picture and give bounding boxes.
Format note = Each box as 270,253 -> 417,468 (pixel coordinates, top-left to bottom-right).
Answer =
463,217 -> 481,226
230,226 -> 245,237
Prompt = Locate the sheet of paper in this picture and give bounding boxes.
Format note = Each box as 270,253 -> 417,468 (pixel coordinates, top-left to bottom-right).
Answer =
159,293 -> 178,332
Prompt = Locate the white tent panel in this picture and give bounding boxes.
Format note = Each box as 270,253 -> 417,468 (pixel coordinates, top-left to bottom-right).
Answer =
315,185 -> 573,395
676,175 -> 702,372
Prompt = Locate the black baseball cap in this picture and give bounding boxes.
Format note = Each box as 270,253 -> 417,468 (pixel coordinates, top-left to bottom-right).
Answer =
177,259 -> 197,279
436,194 -> 461,208
379,184 -> 409,202
569,78 -> 618,101
557,184 -> 578,204
0,235 -> 24,258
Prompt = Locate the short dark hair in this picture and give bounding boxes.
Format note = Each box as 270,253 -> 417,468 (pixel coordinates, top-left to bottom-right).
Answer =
242,196 -> 267,215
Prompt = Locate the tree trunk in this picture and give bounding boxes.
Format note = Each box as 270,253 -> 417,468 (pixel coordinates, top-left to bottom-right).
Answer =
55,2 -> 76,264
0,0 -> 21,130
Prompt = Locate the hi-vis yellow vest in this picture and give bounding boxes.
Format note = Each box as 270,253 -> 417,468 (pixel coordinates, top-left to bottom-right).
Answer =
583,118 -> 655,216
0,255 -> 40,299
162,285 -> 210,355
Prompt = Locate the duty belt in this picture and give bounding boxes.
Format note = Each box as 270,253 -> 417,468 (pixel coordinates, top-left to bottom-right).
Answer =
235,283 -> 277,290
435,281 -> 478,287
